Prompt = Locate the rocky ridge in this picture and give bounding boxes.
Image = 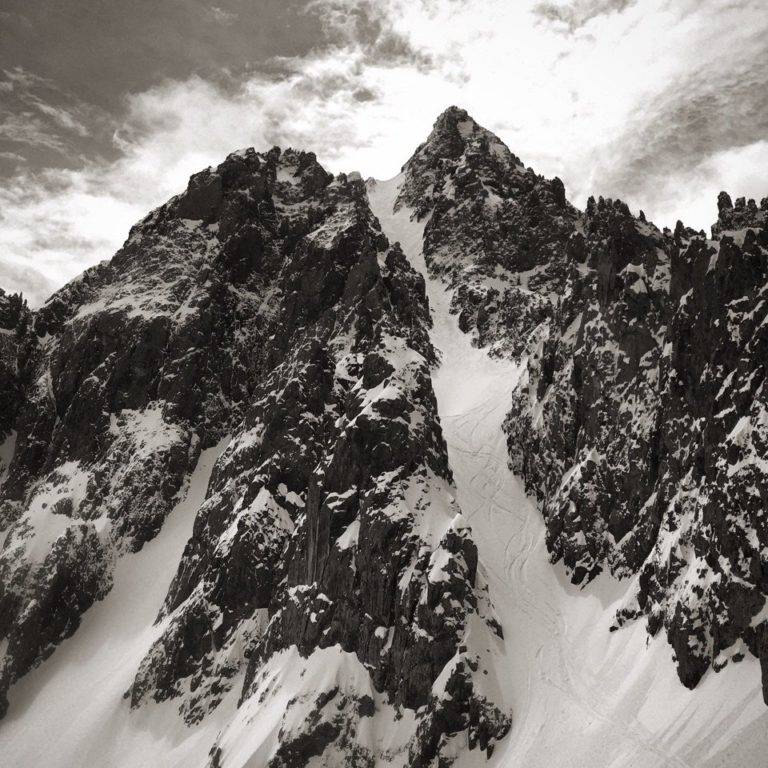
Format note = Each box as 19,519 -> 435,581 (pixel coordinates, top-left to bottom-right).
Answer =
0,141 -> 509,765
397,107 -> 580,358
0,104 -> 766,766
506,189 -> 768,697
397,106 -> 768,709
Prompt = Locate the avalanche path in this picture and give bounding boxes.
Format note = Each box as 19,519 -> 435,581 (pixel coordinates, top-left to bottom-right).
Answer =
368,174 -> 768,768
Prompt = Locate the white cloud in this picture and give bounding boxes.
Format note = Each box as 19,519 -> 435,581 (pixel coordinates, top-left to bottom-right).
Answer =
29,97 -> 90,136
641,140 -> 768,232
1,0 -> 766,304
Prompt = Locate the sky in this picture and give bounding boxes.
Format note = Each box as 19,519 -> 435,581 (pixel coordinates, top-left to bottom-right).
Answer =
1,0 -> 767,305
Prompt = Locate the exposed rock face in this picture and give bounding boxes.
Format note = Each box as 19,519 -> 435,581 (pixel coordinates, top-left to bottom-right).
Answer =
0,142 -> 508,764
397,106 -> 580,358
0,289 -> 29,441
1,104 -> 766,766
0,146 -> 303,715
402,106 -> 768,712
506,197 -> 673,582
129,147 -> 508,765
507,189 -> 768,697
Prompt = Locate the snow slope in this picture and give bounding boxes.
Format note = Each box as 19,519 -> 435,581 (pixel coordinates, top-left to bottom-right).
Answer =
0,440 -> 240,768
368,174 -> 768,768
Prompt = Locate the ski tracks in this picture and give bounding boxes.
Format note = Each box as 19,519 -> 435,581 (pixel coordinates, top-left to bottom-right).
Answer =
367,174 -> 694,768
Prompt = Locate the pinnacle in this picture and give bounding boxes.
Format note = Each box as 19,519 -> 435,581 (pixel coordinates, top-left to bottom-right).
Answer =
432,105 -> 476,131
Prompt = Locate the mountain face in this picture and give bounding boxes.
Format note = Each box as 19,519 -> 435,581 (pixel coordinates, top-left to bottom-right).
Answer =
506,189 -> 768,696
0,106 -> 766,767
397,108 -> 579,359
0,141 -> 508,765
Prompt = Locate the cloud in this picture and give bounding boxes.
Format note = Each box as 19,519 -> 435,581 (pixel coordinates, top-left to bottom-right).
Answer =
0,151 -> 26,162
306,0 -> 440,71
0,167 -> 141,303
550,0 -> 768,225
532,0 -> 636,32
632,140 -> 768,234
2,66 -> 53,90
0,66 -> 103,158
586,48 -> 768,223
0,259 -> 58,307
0,53 -> 438,304
0,112 -> 69,152
28,97 -> 90,136
208,6 -> 238,25
1,0 -> 767,305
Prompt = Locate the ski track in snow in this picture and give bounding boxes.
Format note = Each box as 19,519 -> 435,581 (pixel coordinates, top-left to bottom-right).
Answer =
368,174 -> 768,768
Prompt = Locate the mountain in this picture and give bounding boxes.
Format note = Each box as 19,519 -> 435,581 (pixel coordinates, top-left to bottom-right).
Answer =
506,182 -> 768,694
0,107 -> 766,767
397,107 -> 579,358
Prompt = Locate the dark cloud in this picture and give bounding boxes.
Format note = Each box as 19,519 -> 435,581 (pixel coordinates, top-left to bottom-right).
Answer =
0,66 -> 111,164
2,0 -> 764,297
352,86 -> 377,102
0,1 -> 316,110
0,1 -> 318,177
0,1 -> 435,183
27,98 -> 89,136
593,41 -> 768,223
532,0 -> 635,32
307,0 -> 438,71
0,151 -> 26,162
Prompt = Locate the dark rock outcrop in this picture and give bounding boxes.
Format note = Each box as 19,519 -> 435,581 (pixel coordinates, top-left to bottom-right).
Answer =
507,190 -> 768,695
128,150 -> 508,763
397,106 -> 580,358
0,289 -> 29,442
0,141 -> 509,763
0,148 -> 316,714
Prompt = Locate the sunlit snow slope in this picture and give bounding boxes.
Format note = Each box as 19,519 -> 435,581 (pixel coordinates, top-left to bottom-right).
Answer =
368,174 -> 768,768
0,441 -> 240,767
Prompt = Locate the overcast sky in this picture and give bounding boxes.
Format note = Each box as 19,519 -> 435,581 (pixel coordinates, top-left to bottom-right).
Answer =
1,0 -> 767,304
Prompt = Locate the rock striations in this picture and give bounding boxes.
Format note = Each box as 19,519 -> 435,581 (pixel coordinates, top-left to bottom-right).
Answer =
0,105 -> 766,766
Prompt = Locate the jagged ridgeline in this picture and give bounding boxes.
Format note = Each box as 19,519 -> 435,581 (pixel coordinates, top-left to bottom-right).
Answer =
505,193 -> 768,695
0,144 -> 508,765
0,105 -> 767,767
391,107 -> 768,704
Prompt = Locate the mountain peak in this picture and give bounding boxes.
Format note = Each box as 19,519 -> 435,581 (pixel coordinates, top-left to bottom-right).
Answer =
425,105 -> 486,149
433,104 -> 475,128
402,105 -> 523,181
397,106 -> 528,218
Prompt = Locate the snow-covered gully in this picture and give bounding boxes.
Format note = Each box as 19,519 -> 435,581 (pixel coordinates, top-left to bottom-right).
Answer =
368,175 -> 766,768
